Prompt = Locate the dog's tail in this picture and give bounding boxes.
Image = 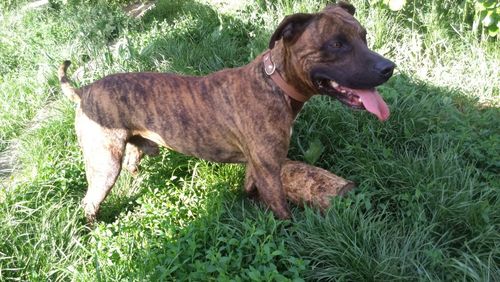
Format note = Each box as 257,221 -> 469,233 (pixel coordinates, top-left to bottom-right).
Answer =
58,60 -> 82,103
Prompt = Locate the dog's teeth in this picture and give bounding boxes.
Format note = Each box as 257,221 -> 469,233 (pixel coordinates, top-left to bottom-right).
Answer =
341,89 -> 346,94
330,81 -> 339,88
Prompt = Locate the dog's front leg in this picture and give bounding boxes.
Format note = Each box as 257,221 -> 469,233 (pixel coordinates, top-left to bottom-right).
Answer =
245,158 -> 291,219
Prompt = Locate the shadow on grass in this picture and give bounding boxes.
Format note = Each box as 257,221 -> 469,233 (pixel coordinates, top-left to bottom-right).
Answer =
112,71 -> 499,279
90,73 -> 498,281
98,150 -> 199,224
287,73 -> 499,280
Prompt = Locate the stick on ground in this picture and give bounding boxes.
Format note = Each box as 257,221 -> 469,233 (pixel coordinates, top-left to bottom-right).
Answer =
281,160 -> 355,210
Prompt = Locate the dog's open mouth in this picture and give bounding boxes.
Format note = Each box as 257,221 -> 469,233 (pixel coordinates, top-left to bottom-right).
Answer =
315,79 -> 390,121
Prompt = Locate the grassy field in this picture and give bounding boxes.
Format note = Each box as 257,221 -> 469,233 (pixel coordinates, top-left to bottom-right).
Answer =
0,0 -> 499,280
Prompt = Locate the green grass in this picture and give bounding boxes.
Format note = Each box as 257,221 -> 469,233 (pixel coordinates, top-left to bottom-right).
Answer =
0,0 -> 499,280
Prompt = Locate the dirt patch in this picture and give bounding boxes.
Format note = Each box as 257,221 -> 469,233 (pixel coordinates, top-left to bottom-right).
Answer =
22,0 -> 49,11
124,1 -> 156,18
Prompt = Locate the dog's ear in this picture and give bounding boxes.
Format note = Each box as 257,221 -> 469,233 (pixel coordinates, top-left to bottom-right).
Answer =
335,1 -> 356,15
269,13 -> 315,49
324,1 -> 356,15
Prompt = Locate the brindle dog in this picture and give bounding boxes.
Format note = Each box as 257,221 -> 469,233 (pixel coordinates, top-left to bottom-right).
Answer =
59,1 -> 395,223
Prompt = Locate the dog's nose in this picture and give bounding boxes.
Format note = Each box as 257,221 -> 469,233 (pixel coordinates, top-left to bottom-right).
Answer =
374,60 -> 395,79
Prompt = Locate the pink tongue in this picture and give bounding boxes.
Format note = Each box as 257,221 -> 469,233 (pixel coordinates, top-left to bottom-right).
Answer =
353,88 -> 390,121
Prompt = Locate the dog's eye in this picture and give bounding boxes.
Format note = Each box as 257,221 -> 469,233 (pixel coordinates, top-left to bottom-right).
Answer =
330,41 -> 343,48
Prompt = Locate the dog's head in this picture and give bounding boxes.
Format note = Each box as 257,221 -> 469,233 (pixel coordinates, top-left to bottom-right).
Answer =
269,1 -> 395,121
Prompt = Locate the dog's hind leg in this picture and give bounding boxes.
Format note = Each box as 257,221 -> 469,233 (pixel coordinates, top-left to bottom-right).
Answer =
81,140 -> 126,223
123,136 -> 159,175
76,113 -> 127,224
123,142 -> 142,175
